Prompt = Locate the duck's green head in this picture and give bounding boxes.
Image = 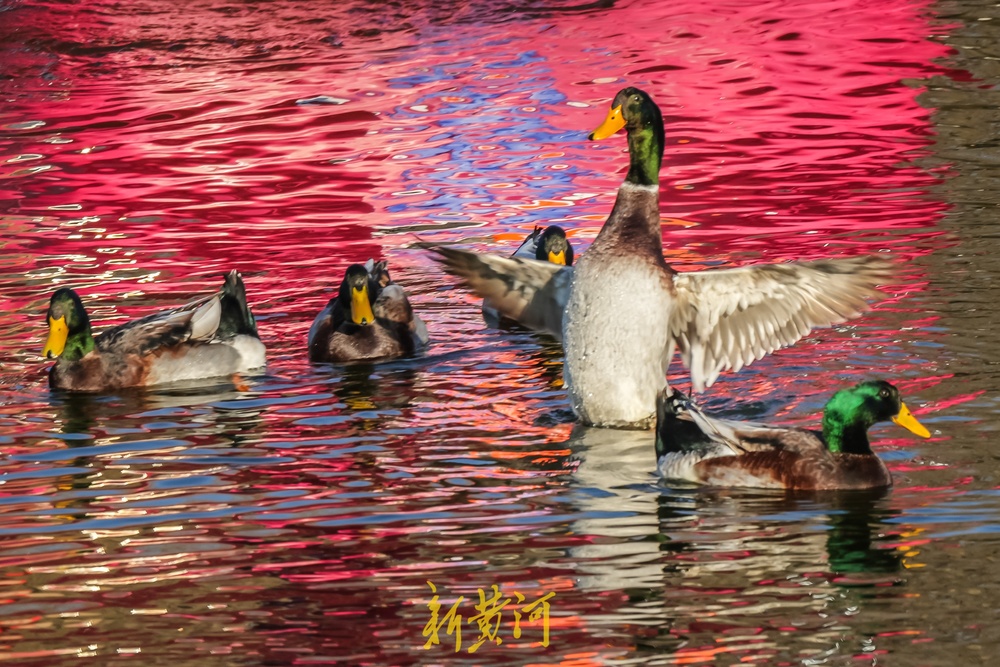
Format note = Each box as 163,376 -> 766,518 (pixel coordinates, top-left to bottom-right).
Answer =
588,87 -> 664,186
43,288 -> 94,361
339,264 -> 376,326
821,380 -> 931,454
537,226 -> 574,266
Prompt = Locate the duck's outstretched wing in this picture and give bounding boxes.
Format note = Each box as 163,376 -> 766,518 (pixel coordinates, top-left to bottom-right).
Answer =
427,245 -> 572,338
670,255 -> 894,392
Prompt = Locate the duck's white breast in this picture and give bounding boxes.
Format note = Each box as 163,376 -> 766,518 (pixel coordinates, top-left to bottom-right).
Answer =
563,254 -> 672,427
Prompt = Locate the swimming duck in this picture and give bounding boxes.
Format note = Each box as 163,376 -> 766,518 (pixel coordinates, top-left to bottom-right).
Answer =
655,380 -> 931,490
43,270 -> 266,392
526,225 -> 574,266
483,225 -> 574,328
307,259 -> 429,363
426,87 -> 893,428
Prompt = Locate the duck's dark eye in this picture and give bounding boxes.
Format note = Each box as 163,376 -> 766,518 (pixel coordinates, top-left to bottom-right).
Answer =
879,388 -> 890,398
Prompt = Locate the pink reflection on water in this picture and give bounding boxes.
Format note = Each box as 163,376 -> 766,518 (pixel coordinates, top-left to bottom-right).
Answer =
0,0 -> 967,663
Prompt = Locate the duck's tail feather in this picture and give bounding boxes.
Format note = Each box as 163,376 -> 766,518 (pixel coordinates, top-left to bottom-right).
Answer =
365,259 -> 391,288
218,270 -> 259,338
655,387 -> 717,459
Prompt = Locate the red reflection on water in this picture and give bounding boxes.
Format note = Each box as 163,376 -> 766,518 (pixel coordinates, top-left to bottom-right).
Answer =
0,0 -> 963,664
1,0 -> 955,283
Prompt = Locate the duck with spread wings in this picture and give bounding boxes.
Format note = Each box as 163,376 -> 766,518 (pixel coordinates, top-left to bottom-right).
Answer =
426,87 -> 893,428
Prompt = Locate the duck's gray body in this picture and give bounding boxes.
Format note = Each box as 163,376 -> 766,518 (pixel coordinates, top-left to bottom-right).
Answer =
564,183 -> 672,427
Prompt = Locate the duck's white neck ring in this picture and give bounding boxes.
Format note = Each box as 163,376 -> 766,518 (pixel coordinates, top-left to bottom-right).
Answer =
621,182 -> 659,194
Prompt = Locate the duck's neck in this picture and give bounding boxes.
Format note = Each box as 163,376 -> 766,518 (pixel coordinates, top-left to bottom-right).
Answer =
62,328 -> 95,363
821,390 -> 879,455
822,410 -> 875,455
591,122 -> 666,255
626,123 -> 663,187
594,181 -> 663,257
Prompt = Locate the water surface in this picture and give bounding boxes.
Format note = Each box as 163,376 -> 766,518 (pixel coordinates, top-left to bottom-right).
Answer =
0,0 -> 996,664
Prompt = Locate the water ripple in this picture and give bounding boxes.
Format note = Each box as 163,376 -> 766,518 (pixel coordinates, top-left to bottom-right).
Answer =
0,0 -> 989,663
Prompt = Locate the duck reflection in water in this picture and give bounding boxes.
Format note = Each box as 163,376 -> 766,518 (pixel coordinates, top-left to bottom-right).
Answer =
561,425 -> 675,593
629,490 -> 907,654
821,490 -> 905,580
45,387 -> 268,525
332,362 -> 420,414
54,381 -> 253,432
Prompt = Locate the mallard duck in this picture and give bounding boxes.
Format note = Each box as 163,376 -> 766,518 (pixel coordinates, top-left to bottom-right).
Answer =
426,87 -> 893,428
307,259 -> 429,362
655,381 -> 931,490
43,270 -> 266,392
525,225 -> 574,266
483,225 -> 574,328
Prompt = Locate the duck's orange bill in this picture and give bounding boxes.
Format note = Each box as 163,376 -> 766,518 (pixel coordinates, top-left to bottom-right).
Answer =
892,402 -> 931,438
588,104 -> 625,140
548,249 -> 566,265
351,284 -> 375,326
43,315 -> 67,358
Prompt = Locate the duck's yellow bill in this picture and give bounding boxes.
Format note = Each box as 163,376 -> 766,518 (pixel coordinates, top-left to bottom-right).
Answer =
43,315 -> 68,358
589,104 -> 625,140
351,284 -> 375,325
892,402 -> 931,438
548,249 -> 566,265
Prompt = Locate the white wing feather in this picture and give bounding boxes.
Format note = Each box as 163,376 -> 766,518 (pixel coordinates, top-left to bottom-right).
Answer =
670,256 -> 893,392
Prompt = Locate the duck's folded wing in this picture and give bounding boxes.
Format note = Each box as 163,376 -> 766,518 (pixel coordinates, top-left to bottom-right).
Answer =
512,227 -> 542,260
428,246 -> 572,338
670,255 -> 894,392
682,400 -> 824,455
96,293 -> 222,356
374,284 -> 415,325
374,284 -> 430,346
307,299 -> 336,351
